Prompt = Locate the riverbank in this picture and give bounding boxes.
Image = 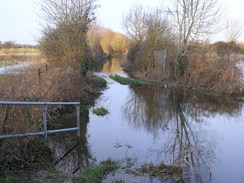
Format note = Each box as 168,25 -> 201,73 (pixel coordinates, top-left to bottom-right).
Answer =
0,62 -> 108,182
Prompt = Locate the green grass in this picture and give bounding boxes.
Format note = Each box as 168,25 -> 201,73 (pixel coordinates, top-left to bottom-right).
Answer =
72,159 -> 119,183
109,75 -> 142,86
92,76 -> 107,88
93,107 -> 109,116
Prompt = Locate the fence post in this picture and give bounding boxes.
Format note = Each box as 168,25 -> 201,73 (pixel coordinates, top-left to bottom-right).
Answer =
43,104 -> 48,142
76,104 -> 81,139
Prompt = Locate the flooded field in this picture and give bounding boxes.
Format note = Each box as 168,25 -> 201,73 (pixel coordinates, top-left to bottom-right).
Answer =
86,58 -> 244,182
1,57 -> 243,182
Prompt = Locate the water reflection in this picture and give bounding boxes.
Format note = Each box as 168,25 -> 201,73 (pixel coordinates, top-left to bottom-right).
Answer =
48,110 -> 92,175
123,84 -> 243,182
100,57 -> 124,74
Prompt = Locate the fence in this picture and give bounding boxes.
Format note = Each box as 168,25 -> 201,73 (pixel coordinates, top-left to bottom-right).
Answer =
0,101 -> 80,141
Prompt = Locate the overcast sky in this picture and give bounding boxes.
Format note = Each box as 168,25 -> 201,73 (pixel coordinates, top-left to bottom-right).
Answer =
0,0 -> 244,45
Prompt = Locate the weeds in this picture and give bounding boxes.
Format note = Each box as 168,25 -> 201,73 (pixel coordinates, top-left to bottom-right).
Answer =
109,75 -> 142,86
135,162 -> 183,181
72,159 -> 119,183
93,107 -> 109,116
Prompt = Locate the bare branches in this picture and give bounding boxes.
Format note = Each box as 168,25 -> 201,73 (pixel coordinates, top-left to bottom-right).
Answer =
38,0 -> 98,28
168,0 -> 223,46
166,0 -> 224,76
38,0 -> 98,70
226,18 -> 243,43
122,5 -> 148,41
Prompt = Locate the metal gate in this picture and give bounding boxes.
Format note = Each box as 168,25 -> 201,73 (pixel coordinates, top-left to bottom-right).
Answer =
0,101 -> 81,140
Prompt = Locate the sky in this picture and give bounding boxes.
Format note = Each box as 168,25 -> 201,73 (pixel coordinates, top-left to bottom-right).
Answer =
0,0 -> 244,45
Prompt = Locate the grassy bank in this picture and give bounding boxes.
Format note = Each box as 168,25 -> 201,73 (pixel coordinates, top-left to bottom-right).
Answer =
0,63 -> 107,179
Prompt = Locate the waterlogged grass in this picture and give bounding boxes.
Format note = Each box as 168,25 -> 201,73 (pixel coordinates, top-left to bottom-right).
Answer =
73,159 -> 119,183
109,74 -> 142,86
93,107 -> 109,116
135,162 -> 183,181
92,76 -> 107,88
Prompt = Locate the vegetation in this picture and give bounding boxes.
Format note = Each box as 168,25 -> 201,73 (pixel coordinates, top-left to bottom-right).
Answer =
93,107 -> 109,116
123,2 -> 243,95
91,76 -> 107,88
109,75 -> 142,86
0,60 -> 18,67
0,48 -> 39,56
73,159 -> 119,183
0,176 -> 23,183
135,162 -> 183,181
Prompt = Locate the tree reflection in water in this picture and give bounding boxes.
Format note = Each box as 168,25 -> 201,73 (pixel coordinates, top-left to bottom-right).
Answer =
123,84 -> 243,182
48,109 -> 92,175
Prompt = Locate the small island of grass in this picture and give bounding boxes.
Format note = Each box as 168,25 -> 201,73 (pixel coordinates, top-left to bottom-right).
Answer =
93,107 -> 109,116
109,74 -> 142,86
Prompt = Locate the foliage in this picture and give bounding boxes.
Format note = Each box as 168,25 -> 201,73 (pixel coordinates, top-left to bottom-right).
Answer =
124,7 -> 176,80
92,107 -> 109,116
99,29 -> 130,57
167,0 -> 223,76
109,75 -> 142,86
73,159 -> 119,183
91,76 -> 107,88
213,41 -> 240,57
0,138 -> 53,177
136,162 -> 183,180
38,0 -> 98,71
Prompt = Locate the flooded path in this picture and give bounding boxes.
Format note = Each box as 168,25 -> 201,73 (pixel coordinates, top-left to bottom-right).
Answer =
87,58 -> 244,183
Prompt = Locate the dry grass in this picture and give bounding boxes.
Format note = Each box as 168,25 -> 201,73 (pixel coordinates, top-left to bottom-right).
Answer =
0,60 -> 104,175
182,56 -> 243,94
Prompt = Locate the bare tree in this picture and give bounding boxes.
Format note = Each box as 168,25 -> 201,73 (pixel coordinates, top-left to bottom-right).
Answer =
122,5 -> 147,42
38,0 -> 98,72
226,18 -> 243,43
167,0 -> 223,76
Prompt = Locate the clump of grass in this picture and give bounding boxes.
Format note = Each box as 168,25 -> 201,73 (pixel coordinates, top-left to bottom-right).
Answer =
93,107 -> 109,116
73,159 -> 119,183
92,76 -> 107,88
109,75 -> 142,86
136,162 -> 183,181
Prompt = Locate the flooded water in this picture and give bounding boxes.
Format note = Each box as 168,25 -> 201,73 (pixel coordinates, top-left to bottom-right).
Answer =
0,62 -> 30,74
3,57 -> 241,182
86,58 -> 244,183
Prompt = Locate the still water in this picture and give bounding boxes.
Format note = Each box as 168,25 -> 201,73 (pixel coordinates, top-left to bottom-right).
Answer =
86,58 -> 244,183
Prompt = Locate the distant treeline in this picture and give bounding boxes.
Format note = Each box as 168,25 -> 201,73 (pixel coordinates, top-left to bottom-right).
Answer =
0,41 -> 38,49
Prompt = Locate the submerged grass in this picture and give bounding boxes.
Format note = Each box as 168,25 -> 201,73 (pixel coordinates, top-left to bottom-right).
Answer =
73,159 -> 119,183
135,162 -> 183,181
109,74 -> 142,86
93,107 -> 109,116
